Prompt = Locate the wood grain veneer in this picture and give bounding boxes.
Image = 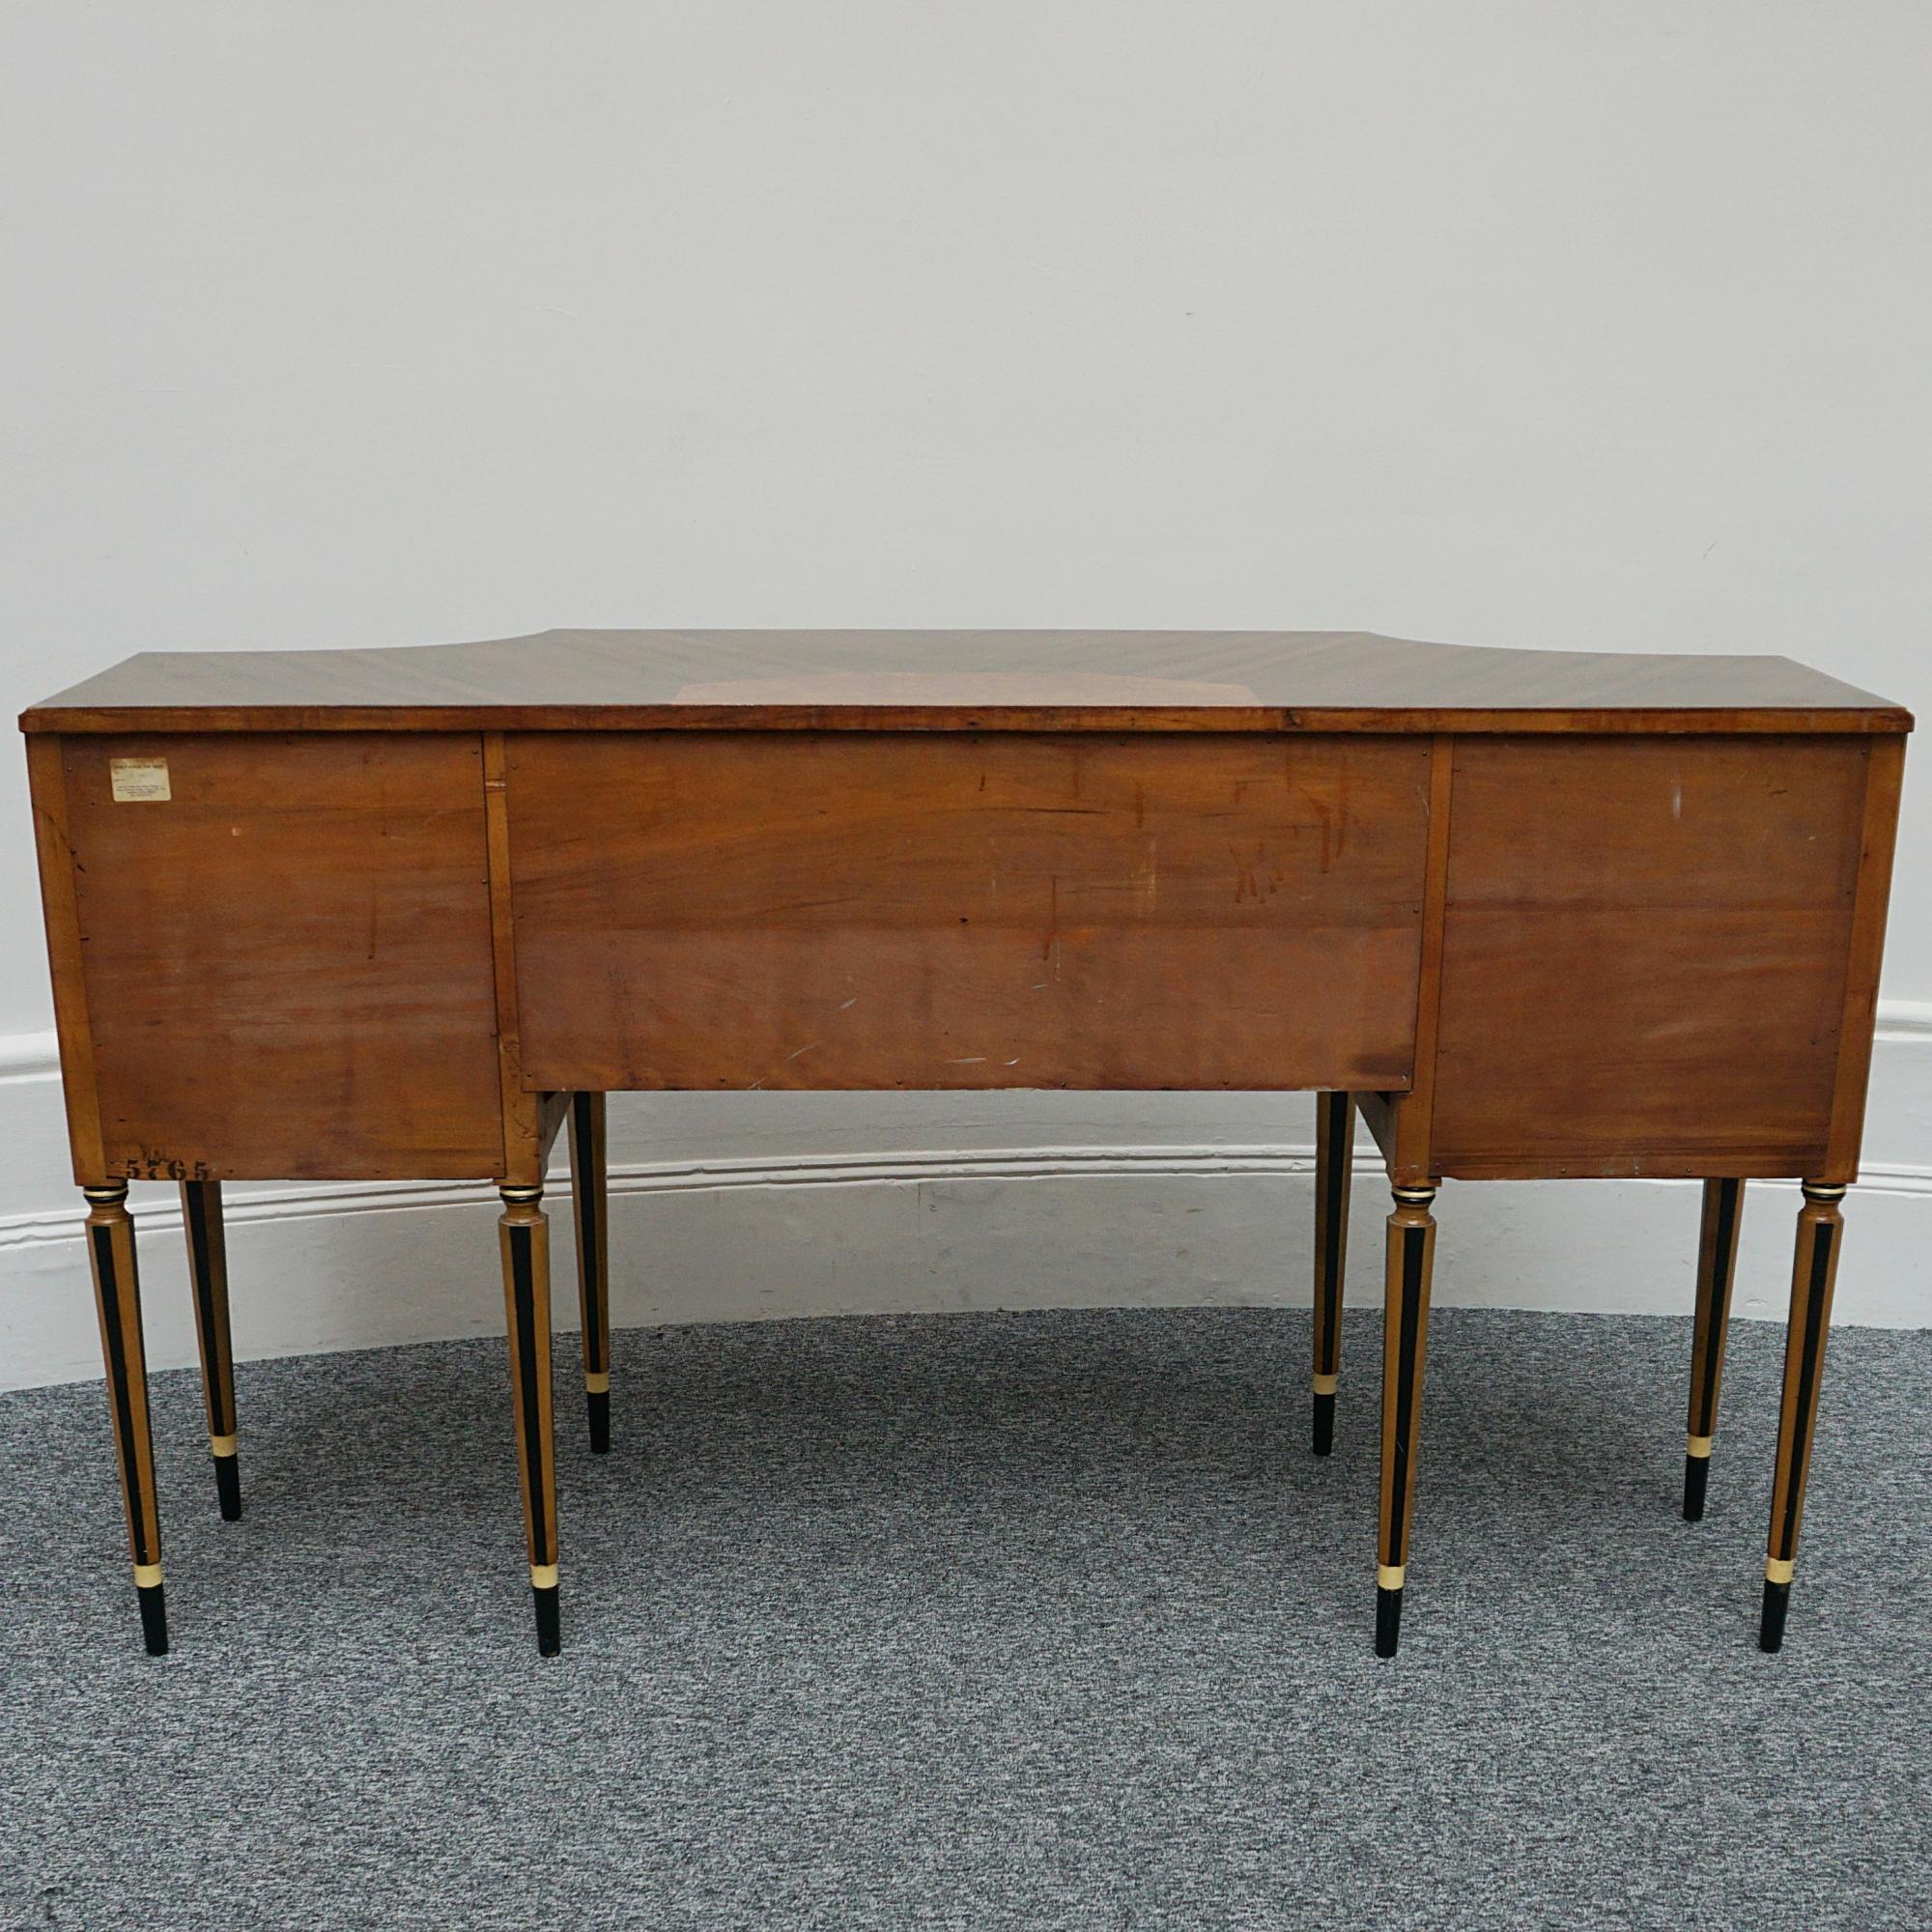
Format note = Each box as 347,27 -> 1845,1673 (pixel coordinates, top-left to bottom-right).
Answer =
21,628 -> 1910,738
1428,735 -> 1872,1179
56,732 -> 503,1181
506,730 -> 1435,1095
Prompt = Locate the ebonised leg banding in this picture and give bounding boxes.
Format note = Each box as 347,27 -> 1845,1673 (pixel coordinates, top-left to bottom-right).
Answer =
85,1183 -> 168,1656
182,1179 -> 242,1521
1312,1384 -> 1337,1459
1760,1181 -> 1845,1654
1376,1579 -> 1403,1657
568,1093 -> 611,1455
533,1572 -> 561,1653
1681,1450 -> 1709,1525
1376,1183 -> 1437,1659
1312,1093 -> 1352,1457
500,1183 -> 561,1656
137,1577 -> 167,1653
1684,1178 -> 1744,1522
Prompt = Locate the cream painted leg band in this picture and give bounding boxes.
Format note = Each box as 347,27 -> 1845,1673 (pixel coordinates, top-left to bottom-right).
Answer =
1378,1564 -> 1406,1590
1313,1373 -> 1339,1397
133,1563 -> 163,1588
584,1372 -> 611,1395
1765,1557 -> 1795,1585
1687,1434 -> 1713,1459
530,1564 -> 559,1590
210,1433 -> 239,1458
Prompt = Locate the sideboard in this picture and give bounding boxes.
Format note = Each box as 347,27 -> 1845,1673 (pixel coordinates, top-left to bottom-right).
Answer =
22,629 -> 1910,1658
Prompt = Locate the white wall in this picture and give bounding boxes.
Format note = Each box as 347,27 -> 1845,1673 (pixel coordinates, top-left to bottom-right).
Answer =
2,4 -> 1928,1385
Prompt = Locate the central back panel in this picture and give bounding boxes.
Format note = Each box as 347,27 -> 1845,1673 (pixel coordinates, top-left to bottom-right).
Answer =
507,731 -> 1433,1094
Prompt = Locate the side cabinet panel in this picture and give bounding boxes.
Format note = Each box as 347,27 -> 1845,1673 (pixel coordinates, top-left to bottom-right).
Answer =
59,733 -> 503,1179
1429,736 -> 1871,1179
507,731 -> 1435,1094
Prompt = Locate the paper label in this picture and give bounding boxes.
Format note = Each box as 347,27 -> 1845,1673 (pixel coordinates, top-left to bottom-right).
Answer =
109,757 -> 171,803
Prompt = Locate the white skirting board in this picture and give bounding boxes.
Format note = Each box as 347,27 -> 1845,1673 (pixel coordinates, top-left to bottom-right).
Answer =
2,1009 -> 1927,1391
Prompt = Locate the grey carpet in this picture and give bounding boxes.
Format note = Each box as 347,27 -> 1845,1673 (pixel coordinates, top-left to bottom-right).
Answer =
1,1305 -> 1928,1931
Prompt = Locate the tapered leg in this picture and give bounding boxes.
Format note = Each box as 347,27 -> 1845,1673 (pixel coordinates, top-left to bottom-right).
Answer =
1377,1183 -> 1437,1659
1760,1181 -> 1846,1653
84,1184 -> 167,1655
1312,1093 -> 1352,1455
1683,1178 -> 1744,1521
182,1179 -> 242,1521
499,1184 -> 560,1656
568,1093 -> 611,1455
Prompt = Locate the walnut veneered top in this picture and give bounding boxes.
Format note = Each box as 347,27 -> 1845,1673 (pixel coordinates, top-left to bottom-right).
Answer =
18,628 -> 1912,734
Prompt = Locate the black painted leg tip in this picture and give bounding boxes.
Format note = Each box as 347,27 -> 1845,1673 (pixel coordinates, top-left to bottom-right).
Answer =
1759,1579 -> 1791,1653
213,1453 -> 242,1521
1312,1392 -> 1335,1457
1683,1455 -> 1709,1522
1375,1585 -> 1403,1659
137,1582 -> 168,1656
533,1584 -> 561,1657
587,1389 -> 611,1456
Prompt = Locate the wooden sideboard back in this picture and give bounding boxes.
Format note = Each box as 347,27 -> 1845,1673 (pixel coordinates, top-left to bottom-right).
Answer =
27,724 -> 1904,1189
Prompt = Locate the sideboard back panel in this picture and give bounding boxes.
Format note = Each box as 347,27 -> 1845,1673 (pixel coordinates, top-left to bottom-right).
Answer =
507,731 -> 1435,1094
1429,735 -> 1871,1179
60,733 -> 504,1180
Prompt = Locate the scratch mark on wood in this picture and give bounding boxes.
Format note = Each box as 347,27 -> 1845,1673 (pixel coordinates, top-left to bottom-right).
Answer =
1303,793 -> 1333,873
